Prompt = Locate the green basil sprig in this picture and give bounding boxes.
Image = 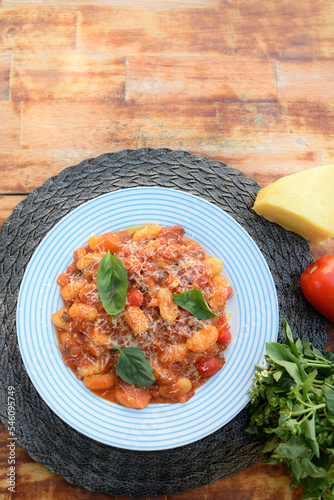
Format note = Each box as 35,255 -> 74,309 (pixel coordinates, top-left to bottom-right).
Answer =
97,251 -> 128,318
113,345 -> 155,387
172,289 -> 218,319
246,320 -> 334,500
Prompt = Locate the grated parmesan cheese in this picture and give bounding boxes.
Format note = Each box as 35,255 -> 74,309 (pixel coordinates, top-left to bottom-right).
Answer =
53,224 -> 233,408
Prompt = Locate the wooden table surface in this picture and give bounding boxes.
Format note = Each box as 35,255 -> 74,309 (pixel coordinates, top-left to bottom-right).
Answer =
1,0 -> 334,498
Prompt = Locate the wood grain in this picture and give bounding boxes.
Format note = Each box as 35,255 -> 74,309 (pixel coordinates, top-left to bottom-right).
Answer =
0,55 -> 10,100
76,2 -> 334,58
224,0 -> 334,60
19,101 -> 334,161
11,55 -> 125,102
2,0 -> 217,8
20,102 -> 217,150
76,5 -> 229,56
277,60 -> 334,102
0,8 -> 76,55
0,102 -> 20,150
322,150 -> 334,165
126,56 -> 277,103
216,102 -> 334,153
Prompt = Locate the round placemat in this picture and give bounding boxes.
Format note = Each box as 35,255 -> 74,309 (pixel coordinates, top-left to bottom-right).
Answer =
0,148 -> 327,497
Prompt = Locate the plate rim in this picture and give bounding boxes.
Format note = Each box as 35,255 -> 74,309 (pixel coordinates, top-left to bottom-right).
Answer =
16,186 -> 279,451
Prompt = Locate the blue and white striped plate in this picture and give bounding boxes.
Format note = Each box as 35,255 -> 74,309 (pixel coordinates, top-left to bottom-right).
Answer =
17,187 -> 278,450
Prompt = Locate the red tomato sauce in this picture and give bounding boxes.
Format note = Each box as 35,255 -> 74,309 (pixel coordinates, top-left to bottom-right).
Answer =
53,224 -> 234,409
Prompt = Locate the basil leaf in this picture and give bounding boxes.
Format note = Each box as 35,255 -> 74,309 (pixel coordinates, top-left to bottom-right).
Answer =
303,342 -> 317,359
266,385 -> 276,403
300,476 -> 328,495
322,385 -> 334,416
114,346 -> 156,387
300,458 -> 329,479
300,414 -> 319,458
324,351 -> 334,363
311,345 -> 328,360
302,369 -> 317,398
281,417 -> 299,433
245,424 -> 262,435
326,415 -> 334,427
273,370 -> 283,382
266,342 -> 306,384
291,458 -> 303,485
275,436 -> 310,459
172,289 -> 218,319
97,251 -> 128,318
282,318 -> 300,358
295,338 -> 302,353
261,435 -> 280,454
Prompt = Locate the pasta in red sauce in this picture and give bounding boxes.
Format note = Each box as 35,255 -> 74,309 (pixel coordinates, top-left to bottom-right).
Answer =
52,224 -> 234,409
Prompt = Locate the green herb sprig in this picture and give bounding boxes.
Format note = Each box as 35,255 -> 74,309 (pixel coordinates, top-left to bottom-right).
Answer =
172,289 -> 218,319
247,320 -> 334,499
113,345 -> 155,387
97,251 -> 128,318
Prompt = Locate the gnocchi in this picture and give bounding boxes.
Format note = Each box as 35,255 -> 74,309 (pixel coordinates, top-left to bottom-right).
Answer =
157,288 -> 179,323
124,307 -> 149,335
186,325 -> 219,353
53,224 -> 233,409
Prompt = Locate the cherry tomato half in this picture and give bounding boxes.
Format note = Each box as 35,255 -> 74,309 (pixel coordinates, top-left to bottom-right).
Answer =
197,356 -> 221,377
126,290 -> 144,307
300,255 -> 334,323
217,313 -> 232,344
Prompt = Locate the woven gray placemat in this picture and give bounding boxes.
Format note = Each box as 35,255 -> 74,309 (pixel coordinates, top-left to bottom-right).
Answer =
0,148 -> 327,497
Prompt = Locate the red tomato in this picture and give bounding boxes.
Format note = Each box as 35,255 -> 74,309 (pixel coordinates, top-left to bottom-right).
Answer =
300,255 -> 334,323
197,356 -> 221,376
126,290 -> 144,307
217,314 -> 232,344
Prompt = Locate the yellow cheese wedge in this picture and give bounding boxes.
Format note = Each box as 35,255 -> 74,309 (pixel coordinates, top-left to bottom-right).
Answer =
252,165 -> 334,244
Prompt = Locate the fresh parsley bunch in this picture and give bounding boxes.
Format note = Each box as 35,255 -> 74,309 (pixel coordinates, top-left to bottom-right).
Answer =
247,320 -> 334,499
